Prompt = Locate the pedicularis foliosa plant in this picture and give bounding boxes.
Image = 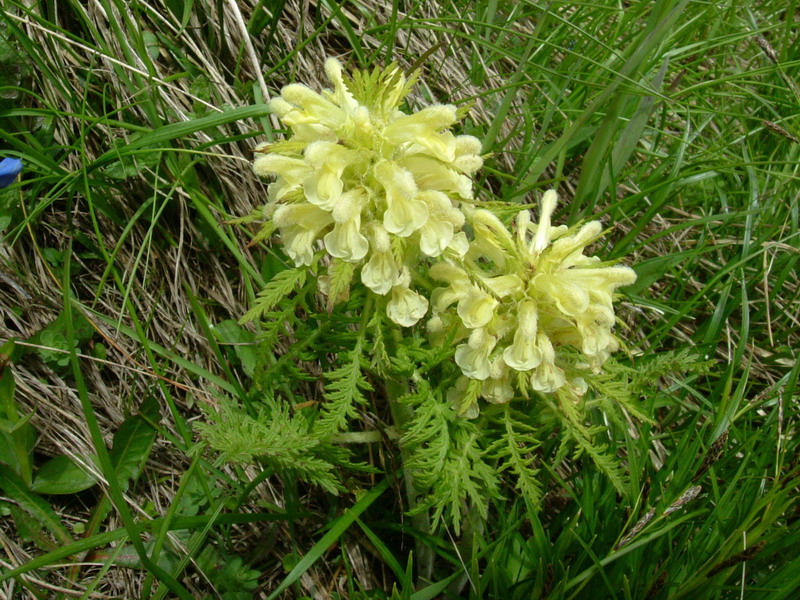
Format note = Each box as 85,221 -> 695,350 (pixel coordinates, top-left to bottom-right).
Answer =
197,58 -> 686,532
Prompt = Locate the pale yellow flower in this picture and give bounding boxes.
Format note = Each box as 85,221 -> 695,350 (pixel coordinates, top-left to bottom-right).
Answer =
386,268 -> 429,327
252,58 -> 483,327
457,288 -> 498,329
481,357 -> 514,404
454,328 -> 497,380
502,300 -> 541,371
430,190 -> 636,412
361,251 -> 399,295
272,203 -> 334,266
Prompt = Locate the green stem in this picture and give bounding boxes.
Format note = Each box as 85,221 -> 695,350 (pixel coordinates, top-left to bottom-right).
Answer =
384,330 -> 434,584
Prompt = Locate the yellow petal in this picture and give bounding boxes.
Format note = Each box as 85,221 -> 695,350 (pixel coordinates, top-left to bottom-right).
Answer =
376,161 -> 428,237
273,204 -> 334,266
457,288 -> 498,329
502,300 -> 542,371
472,209 -> 514,247
400,155 -> 472,199
302,142 -> 359,210
482,377 -> 514,404
531,189 -> 559,254
253,154 -> 309,182
384,105 -> 459,161
304,169 -> 343,211
323,58 -> 360,114
419,189 -> 464,241
269,97 -> 334,141
481,357 -> 514,403
418,217 -> 454,257
452,135 -> 484,174
331,189 -> 367,223
360,251 -> 398,295
273,203 -> 333,230
386,285 -> 429,327
448,232 -> 470,257
576,305 -> 616,361
533,272 -> 590,316
323,217 -> 369,262
454,329 -> 496,380
503,338 -> 542,372
515,210 -> 532,247
305,140 -> 357,170
528,334 -> 565,392
546,221 -> 603,265
281,83 -> 345,131
482,274 -> 524,298
364,221 -> 391,253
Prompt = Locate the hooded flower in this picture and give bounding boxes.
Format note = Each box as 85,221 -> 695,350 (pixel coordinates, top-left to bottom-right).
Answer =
429,190 -> 636,413
252,58 -> 484,326
386,267 -> 429,327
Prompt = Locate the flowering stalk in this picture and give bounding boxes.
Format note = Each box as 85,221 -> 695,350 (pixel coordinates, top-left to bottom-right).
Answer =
250,58 -> 485,570
243,58 -> 641,543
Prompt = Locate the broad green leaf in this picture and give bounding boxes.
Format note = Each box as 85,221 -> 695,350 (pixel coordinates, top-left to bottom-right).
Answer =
0,351 -> 35,483
212,319 -> 257,377
0,463 -> 73,546
31,454 -> 99,495
142,30 -> 160,60
8,505 -> 59,550
0,431 -> 19,468
0,351 -> 16,419
110,396 -> 159,487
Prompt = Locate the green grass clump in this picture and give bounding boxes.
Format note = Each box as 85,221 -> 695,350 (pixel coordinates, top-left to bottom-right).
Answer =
0,1 -> 798,598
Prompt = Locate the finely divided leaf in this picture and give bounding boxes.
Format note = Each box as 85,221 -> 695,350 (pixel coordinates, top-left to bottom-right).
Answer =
240,268 -> 307,324
314,341 -> 373,437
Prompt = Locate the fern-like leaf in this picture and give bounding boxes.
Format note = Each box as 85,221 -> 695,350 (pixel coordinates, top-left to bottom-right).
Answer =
324,259 -> 355,311
421,427 -> 500,533
195,399 -> 343,494
314,340 -> 373,437
240,268 -> 307,324
488,408 -> 544,510
551,390 -> 628,495
367,309 -> 390,375
402,385 -> 452,490
405,394 -> 501,533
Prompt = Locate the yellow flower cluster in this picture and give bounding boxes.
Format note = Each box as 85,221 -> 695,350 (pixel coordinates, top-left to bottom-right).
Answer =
254,58 -> 483,326
428,191 -> 637,416
251,59 -> 637,415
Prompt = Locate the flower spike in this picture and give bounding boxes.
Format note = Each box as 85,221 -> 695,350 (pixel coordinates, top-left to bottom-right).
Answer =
430,190 -> 636,413
252,58 -> 483,326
